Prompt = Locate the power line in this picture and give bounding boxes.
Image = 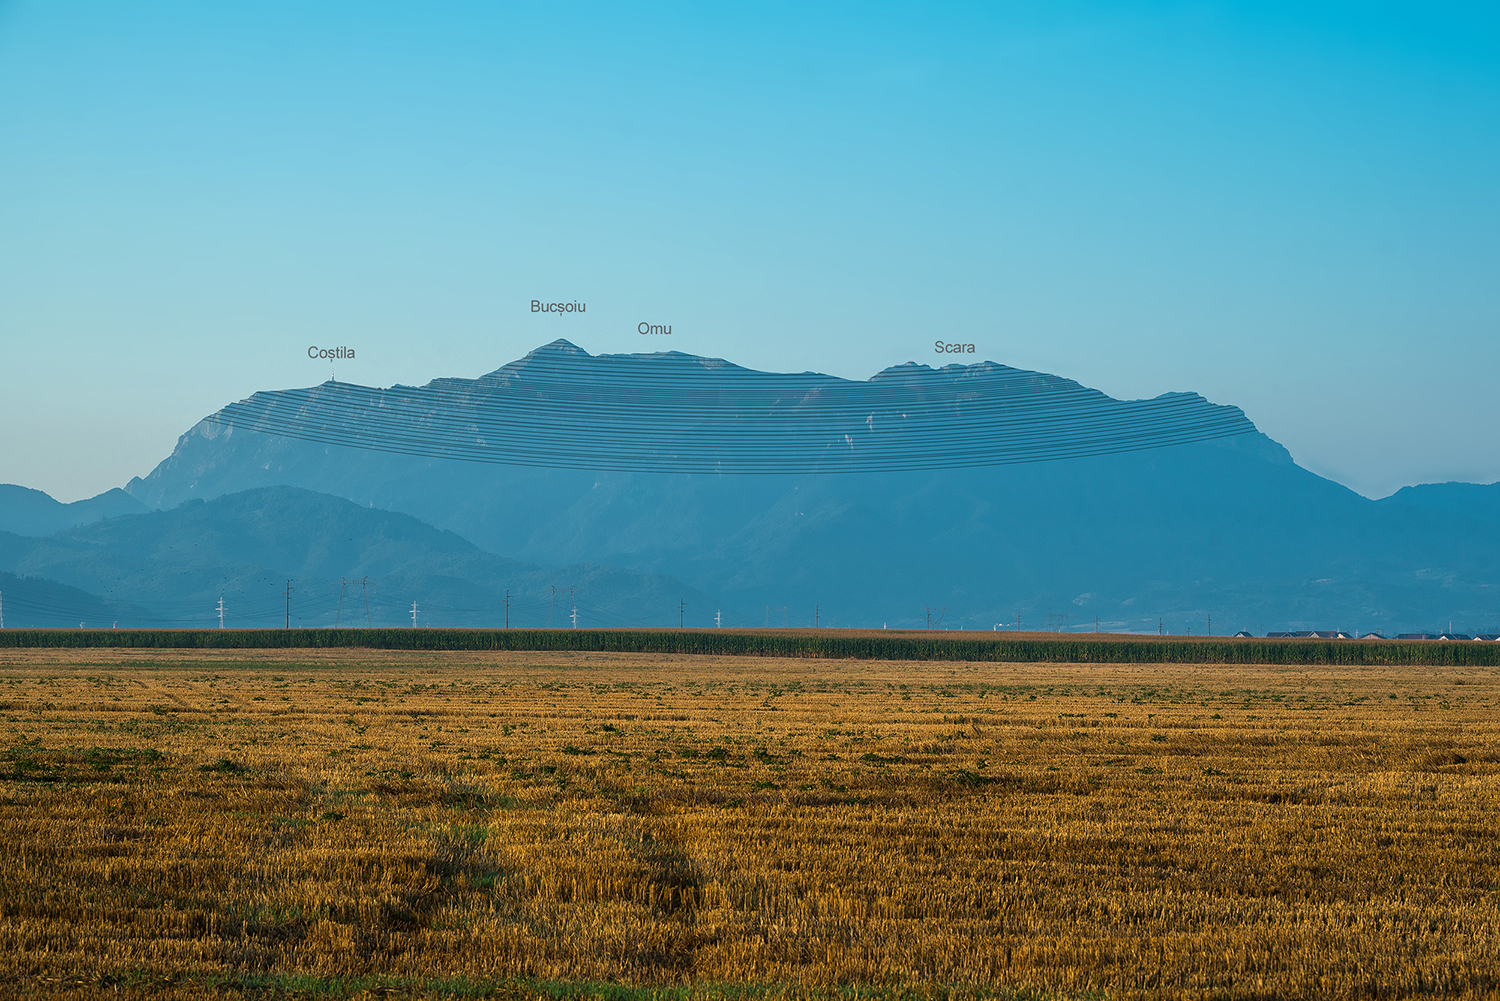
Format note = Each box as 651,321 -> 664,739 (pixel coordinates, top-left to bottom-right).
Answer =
204,347 -> 1258,475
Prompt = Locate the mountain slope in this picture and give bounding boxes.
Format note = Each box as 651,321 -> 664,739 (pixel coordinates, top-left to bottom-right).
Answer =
0,570 -> 153,628
122,343 -> 1500,634
1380,482 -> 1500,521
0,487 -> 716,628
0,484 -> 146,536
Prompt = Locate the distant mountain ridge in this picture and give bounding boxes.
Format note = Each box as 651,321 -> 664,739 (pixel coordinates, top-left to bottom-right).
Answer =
98,341 -> 1500,634
0,484 -> 145,536
1379,481 -> 1500,521
0,486 -> 715,628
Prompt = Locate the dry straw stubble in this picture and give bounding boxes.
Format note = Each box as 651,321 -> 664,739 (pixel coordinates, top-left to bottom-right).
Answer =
0,648 -> 1497,999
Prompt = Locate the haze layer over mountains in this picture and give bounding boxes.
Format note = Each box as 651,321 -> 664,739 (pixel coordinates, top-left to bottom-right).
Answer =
3,342 -> 1496,633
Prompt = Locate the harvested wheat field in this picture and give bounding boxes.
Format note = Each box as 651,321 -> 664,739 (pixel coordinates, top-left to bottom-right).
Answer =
0,647 -> 1497,1000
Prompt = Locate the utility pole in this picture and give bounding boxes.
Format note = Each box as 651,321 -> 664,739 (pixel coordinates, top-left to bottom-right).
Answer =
504,590 -> 510,629
1095,616 -> 1099,633
334,578 -> 349,628
0,591 -> 4,628
715,610 -> 721,628
1207,613 -> 1212,637
679,599 -> 686,629
816,604 -> 820,628
764,605 -> 770,628
284,581 -> 294,629
1158,617 -> 1163,635
547,586 -> 558,628
571,600 -> 578,629
410,601 -> 418,628
217,596 -> 225,629
360,578 -> 374,627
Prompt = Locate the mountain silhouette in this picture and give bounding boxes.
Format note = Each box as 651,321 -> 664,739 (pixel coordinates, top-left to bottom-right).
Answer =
1379,481 -> 1500,521
111,342 -> 1500,634
0,484 -> 146,536
0,570 -> 152,629
0,486 -> 715,628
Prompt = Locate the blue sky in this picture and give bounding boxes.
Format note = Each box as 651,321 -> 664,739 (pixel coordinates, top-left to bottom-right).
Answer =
2,1 -> 1496,501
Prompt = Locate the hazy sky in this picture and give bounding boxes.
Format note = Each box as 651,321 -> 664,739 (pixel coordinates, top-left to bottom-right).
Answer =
2,1 -> 1496,502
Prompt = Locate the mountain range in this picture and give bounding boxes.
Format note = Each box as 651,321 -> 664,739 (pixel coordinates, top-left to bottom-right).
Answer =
3,340 -> 1496,633
0,486 -> 710,628
0,484 -> 145,536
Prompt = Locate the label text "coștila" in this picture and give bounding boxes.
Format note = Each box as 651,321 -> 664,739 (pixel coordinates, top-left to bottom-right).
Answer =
309,346 -> 355,359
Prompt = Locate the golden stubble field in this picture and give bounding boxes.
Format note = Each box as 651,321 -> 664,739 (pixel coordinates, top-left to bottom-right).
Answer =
0,647 -> 1497,1000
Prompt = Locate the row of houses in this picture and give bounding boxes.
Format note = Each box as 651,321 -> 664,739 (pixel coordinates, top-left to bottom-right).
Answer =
1256,630 -> 1500,641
